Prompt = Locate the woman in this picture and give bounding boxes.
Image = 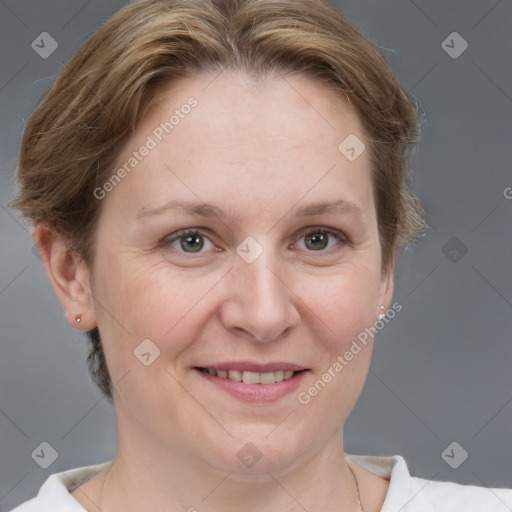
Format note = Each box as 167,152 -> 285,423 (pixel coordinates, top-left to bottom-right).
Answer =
9,0 -> 512,510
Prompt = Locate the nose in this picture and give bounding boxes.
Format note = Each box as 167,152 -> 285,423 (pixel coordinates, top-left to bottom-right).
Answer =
218,243 -> 300,343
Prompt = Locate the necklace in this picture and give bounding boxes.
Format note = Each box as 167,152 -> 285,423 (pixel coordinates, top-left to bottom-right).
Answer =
347,462 -> 365,512
99,461 -> 364,512
99,461 -> 114,509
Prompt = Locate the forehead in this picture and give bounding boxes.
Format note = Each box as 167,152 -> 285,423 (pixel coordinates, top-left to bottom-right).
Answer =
103,71 -> 374,225
148,70 -> 364,148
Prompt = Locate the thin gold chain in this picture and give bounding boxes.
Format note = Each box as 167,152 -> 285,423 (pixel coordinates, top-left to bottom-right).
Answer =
99,461 -> 114,510
347,462 -> 365,512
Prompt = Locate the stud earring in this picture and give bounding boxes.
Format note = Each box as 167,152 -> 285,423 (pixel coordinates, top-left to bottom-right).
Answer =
377,306 -> 385,321
75,314 -> 82,323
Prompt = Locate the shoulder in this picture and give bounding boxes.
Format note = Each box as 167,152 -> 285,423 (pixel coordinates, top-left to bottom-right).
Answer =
7,497 -> 40,512
403,475 -> 512,511
6,461 -> 111,512
346,452 -> 512,512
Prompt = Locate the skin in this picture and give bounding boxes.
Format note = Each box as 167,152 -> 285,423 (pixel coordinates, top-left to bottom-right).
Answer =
35,70 -> 394,512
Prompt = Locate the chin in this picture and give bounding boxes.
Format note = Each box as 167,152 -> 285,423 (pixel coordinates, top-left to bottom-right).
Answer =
200,430 -> 310,479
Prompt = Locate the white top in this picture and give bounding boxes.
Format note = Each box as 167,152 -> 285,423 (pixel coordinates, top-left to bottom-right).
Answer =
8,453 -> 512,511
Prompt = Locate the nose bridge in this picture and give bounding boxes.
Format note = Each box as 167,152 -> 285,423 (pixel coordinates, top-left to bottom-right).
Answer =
240,242 -> 282,301
224,235 -> 298,342
238,235 -> 285,307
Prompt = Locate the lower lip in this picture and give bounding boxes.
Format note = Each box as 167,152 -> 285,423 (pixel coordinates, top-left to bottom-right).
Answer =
195,368 -> 308,402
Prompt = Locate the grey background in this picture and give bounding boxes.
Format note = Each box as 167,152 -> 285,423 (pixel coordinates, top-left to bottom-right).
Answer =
1,0 -> 511,509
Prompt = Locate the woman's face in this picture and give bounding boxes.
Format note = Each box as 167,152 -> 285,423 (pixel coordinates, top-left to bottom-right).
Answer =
88,71 -> 393,475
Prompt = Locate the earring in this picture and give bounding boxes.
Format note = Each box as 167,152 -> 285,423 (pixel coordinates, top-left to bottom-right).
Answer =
75,314 -> 82,323
377,306 -> 385,321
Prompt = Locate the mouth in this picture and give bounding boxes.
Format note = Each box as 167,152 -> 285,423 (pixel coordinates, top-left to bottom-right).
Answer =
193,364 -> 309,402
196,367 -> 305,385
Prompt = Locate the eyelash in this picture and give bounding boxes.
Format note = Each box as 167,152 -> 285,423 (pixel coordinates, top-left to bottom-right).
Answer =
161,227 -> 349,255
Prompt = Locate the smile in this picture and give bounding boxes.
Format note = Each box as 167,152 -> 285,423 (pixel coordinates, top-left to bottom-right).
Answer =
195,365 -> 309,402
198,368 -> 298,384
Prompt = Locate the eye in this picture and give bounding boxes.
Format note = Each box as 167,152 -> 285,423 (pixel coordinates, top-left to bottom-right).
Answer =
294,227 -> 346,252
164,229 -> 215,254
161,226 -> 348,256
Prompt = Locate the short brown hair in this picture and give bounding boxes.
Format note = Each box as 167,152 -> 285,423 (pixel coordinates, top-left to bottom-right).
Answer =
11,0 -> 425,400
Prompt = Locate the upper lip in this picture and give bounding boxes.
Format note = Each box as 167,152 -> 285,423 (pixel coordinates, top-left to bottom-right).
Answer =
196,361 -> 307,373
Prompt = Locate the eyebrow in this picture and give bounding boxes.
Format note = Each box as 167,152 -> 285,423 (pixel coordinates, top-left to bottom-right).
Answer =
136,198 -> 364,222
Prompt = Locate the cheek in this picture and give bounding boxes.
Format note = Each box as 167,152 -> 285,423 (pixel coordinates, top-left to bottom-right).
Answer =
90,258 -> 219,412
298,263 -> 381,351
93,255 -> 222,357
290,271 -> 378,437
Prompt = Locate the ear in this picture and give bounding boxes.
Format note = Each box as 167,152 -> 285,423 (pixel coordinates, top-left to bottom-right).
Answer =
33,223 -> 97,330
378,250 -> 395,316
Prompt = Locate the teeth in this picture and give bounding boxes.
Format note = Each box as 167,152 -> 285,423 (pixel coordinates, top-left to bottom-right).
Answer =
259,371 -> 276,384
204,368 -> 298,384
242,371 -> 261,384
228,370 -> 242,381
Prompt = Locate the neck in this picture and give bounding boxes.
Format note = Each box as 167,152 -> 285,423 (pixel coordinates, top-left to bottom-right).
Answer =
99,428 -> 362,512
